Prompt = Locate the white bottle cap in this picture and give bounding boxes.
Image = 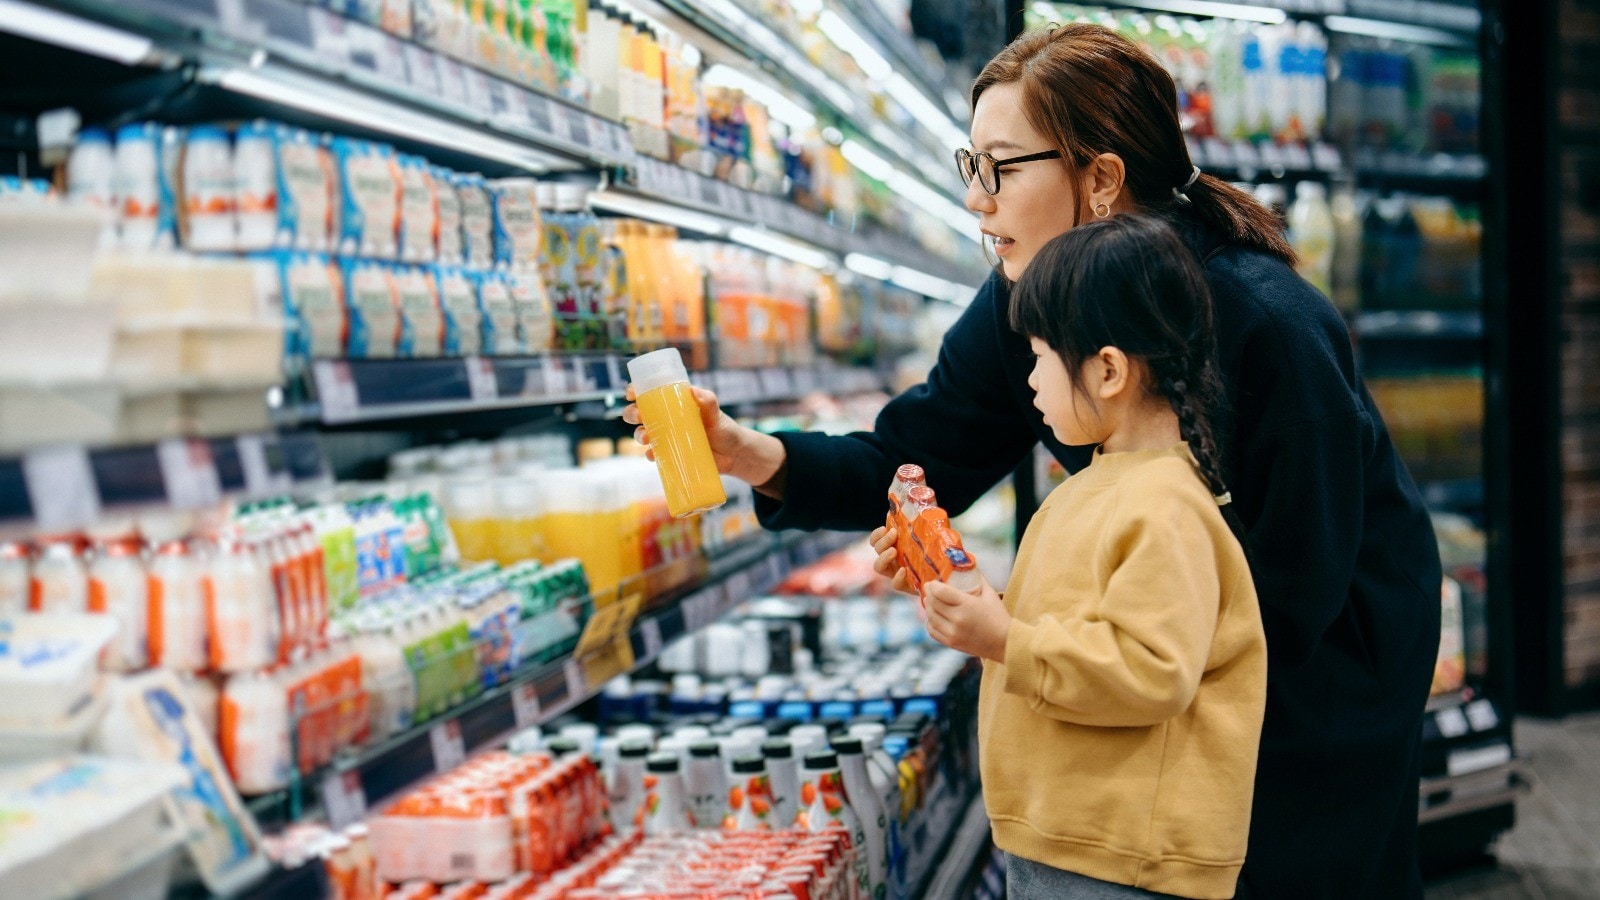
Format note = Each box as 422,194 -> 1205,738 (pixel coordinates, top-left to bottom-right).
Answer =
627,347 -> 689,396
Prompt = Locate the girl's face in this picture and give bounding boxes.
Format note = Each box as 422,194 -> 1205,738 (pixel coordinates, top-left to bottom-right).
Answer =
1028,337 -> 1104,446
965,82 -> 1080,282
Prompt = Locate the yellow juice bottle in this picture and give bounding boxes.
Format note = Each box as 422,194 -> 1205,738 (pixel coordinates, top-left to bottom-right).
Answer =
445,479 -> 499,563
627,348 -> 726,518
495,478 -> 546,565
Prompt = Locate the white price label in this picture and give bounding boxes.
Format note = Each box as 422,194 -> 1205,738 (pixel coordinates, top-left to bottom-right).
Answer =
524,93 -> 555,135
22,446 -> 100,531
430,720 -> 467,772
640,618 -> 664,661
564,659 -> 587,701
403,44 -> 441,95
313,360 -> 361,422
604,355 -> 624,390
376,34 -> 409,83
437,58 -> 468,109
465,356 -> 499,401
157,439 -> 222,511
563,107 -> 592,147
321,770 -> 367,831
1435,707 -> 1470,739
236,435 -> 290,497
681,586 -> 720,633
512,681 -> 542,729
1446,742 -> 1512,778
1465,699 -> 1500,732
493,82 -> 531,129
463,68 -> 495,117
1311,142 -> 1343,173
568,357 -> 592,392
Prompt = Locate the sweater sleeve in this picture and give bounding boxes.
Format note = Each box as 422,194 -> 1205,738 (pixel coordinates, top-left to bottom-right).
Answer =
755,272 -> 1041,531
1002,483 -> 1225,728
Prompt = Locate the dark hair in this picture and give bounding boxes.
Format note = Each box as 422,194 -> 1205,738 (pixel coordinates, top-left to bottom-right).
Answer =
973,23 -> 1295,265
1009,214 -> 1230,500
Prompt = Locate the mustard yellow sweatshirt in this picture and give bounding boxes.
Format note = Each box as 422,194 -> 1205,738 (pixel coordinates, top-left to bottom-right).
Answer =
979,442 -> 1267,900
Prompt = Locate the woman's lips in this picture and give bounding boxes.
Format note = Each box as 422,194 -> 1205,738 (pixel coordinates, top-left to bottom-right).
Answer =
992,235 -> 1015,256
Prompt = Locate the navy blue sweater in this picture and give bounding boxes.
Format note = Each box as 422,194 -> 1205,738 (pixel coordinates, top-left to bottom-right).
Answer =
757,229 -> 1442,898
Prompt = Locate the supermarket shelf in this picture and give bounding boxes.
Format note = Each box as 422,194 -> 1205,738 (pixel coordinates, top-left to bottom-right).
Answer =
922,789 -> 994,900
21,0 -> 973,284
261,528 -> 860,832
300,355 -> 884,427
1352,311 -> 1484,340
1188,136 -> 1485,185
1054,0 -> 1479,34
0,431 -> 328,530
1418,759 -> 1528,825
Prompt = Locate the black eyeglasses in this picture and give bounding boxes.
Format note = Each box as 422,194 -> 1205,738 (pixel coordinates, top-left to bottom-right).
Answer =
954,147 -> 1063,195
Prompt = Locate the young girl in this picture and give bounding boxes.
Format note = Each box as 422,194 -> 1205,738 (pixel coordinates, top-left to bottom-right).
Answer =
920,214 -> 1266,900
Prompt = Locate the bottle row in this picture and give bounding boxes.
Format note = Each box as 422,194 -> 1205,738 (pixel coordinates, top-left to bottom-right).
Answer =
1040,5 -> 1480,156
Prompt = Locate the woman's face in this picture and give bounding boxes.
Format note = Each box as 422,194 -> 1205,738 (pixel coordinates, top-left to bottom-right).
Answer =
965,82 -> 1080,281
1027,337 -> 1103,446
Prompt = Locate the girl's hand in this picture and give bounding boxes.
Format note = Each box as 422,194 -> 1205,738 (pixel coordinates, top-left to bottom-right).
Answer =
923,574 -> 1010,663
868,526 -> 916,596
622,383 -> 785,489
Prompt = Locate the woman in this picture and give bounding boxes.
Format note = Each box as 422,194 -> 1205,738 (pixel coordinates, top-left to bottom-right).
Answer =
626,23 -> 1440,898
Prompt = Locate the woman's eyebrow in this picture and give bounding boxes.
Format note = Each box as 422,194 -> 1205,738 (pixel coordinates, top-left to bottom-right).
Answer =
977,139 -> 1026,153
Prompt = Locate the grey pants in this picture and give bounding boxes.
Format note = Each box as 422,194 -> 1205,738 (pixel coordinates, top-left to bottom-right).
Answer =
1004,853 -> 1189,899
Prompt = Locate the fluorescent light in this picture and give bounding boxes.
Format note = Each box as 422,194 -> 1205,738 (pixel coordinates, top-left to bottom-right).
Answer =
205,65 -> 577,173
727,226 -> 832,270
1323,15 -> 1474,48
887,74 -> 970,151
845,253 -> 894,281
839,139 -> 895,182
890,265 -> 976,306
840,139 -> 981,241
0,0 -> 154,64
817,10 -> 893,82
588,189 -> 730,236
1085,0 -> 1286,25
703,65 -> 817,131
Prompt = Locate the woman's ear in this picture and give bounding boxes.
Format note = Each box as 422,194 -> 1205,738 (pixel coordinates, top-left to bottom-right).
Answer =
1095,346 -> 1132,400
1087,153 -> 1128,214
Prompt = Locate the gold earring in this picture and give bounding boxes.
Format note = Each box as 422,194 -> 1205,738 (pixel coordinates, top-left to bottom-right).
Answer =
1093,203 -> 1111,218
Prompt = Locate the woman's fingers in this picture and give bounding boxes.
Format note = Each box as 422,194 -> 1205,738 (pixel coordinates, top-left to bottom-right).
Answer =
870,527 -> 896,554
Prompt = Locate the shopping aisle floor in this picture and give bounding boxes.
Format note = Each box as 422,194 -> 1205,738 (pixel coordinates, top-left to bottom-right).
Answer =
1424,713 -> 1600,899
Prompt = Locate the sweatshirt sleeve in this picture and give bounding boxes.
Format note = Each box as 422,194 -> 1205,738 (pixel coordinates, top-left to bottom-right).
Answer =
1002,483 -> 1225,728
755,272 -> 1042,531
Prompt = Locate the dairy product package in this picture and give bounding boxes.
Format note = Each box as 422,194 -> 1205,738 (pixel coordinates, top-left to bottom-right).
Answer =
395,265 -> 445,357
477,271 -> 522,355
342,257 -> 403,358
397,154 -> 438,263
434,165 -> 463,265
183,125 -> 237,251
491,177 -> 542,271
274,126 -> 336,252
507,268 -> 554,352
262,251 -> 348,363
334,139 -> 400,259
457,173 -> 494,270
112,122 -> 176,251
437,266 -> 484,356
234,121 -> 281,251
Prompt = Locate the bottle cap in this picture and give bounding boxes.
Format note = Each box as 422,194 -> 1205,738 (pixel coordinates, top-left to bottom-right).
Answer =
732,755 -> 766,775
761,739 -> 793,759
776,702 -> 813,722
619,741 -> 652,759
646,752 -> 681,773
801,750 -> 838,770
627,347 -> 690,395
830,737 -> 864,755
689,741 -> 722,759
907,485 -> 936,506
895,464 -> 925,483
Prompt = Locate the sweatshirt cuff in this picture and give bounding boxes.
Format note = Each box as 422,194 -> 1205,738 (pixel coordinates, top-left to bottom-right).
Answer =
1003,619 -> 1046,701
753,430 -> 843,532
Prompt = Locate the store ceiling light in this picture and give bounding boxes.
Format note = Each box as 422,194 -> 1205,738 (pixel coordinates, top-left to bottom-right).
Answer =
727,226 -> 833,270
1323,15 -> 1473,48
817,8 -> 967,153
0,0 -> 155,65
588,189 -> 731,236
816,10 -> 894,82
890,265 -> 977,306
1032,0 -> 1285,25
703,65 -> 817,131
204,64 -> 578,174
845,253 -> 894,281
886,74 -> 970,152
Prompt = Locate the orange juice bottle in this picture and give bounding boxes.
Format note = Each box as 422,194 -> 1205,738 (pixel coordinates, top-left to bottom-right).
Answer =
627,348 -> 726,518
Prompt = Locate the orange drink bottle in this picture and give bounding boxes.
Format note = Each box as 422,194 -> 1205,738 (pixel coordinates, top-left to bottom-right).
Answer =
628,348 -> 726,518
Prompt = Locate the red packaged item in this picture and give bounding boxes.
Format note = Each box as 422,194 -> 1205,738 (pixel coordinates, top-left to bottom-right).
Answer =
885,466 -> 981,598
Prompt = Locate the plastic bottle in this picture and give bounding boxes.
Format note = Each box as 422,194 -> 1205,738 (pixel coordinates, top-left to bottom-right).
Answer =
219,669 -> 291,794
0,542 -> 29,615
67,127 -> 116,247
112,123 -> 165,251
642,752 -> 691,835
29,537 -> 88,614
724,754 -> 774,831
683,741 -> 729,828
1330,183 -> 1363,313
611,740 -> 651,829
849,724 -> 905,900
762,738 -> 801,828
235,120 -> 280,250
797,750 -> 868,900
1289,180 -> 1335,297
208,532 -> 279,672
627,348 -> 726,518
835,737 -> 888,900
184,124 -> 237,251
84,536 -> 148,671
148,538 -> 210,671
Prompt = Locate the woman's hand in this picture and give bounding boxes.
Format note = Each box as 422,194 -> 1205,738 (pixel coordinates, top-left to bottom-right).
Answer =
868,526 -> 916,596
622,383 -> 788,492
923,574 -> 1010,663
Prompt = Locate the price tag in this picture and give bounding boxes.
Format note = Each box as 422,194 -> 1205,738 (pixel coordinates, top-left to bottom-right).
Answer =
564,658 -> 587,701
22,447 -> 100,531
321,770 -> 367,831
604,355 -> 624,390
463,68 -> 495,118
563,107 -> 592,147
512,681 -> 542,729
313,360 -> 361,422
430,719 -> 467,772
1281,142 -> 1313,172
524,93 -> 554,135
306,8 -> 352,68
437,58 -> 468,109
158,439 -> 222,511
1311,142 -> 1343,173
492,82 -> 530,129
465,356 -> 499,401
1434,707 -> 1470,739
235,434 -> 291,497
680,586 -> 719,633
376,33 -> 409,84
568,357 -> 592,391
1256,141 -> 1285,171
403,44 -> 441,95
640,617 -> 664,662
1465,699 -> 1500,732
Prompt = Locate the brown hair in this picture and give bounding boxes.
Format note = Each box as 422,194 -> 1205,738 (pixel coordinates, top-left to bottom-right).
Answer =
972,23 -> 1295,264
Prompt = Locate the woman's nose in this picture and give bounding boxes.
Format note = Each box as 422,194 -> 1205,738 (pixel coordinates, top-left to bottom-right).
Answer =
964,175 -> 996,214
